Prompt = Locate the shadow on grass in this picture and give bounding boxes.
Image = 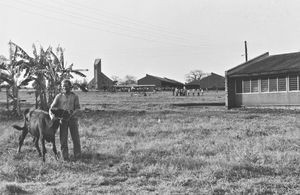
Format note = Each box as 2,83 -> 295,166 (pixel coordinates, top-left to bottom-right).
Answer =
80,152 -> 122,166
0,183 -> 31,195
172,102 -> 225,107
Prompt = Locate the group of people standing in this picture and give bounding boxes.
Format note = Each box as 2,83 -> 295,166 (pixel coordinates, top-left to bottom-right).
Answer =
173,87 -> 205,96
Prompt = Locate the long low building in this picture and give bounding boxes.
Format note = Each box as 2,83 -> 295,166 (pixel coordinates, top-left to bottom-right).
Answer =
138,74 -> 184,89
226,51 -> 300,108
185,72 -> 225,90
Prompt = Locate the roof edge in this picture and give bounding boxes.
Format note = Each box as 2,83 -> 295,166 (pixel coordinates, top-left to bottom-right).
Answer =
227,52 -> 269,75
269,51 -> 300,57
228,68 -> 300,78
163,77 -> 184,85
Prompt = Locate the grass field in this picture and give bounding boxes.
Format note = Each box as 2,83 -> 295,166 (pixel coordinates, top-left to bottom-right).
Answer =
1,90 -> 300,194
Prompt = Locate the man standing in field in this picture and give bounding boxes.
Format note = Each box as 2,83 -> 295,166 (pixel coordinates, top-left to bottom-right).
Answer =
49,79 -> 81,161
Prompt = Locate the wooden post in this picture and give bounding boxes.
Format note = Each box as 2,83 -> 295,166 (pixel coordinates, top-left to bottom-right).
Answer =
244,41 -> 248,62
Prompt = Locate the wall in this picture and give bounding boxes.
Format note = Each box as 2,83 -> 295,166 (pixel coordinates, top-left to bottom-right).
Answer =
225,72 -> 236,109
228,73 -> 300,108
99,73 -> 114,90
138,76 -> 162,87
200,74 -> 225,89
235,92 -> 300,107
94,59 -> 101,90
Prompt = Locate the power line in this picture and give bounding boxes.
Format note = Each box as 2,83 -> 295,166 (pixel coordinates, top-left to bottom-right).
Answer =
0,0 -> 218,60
57,0 -> 205,41
0,1 -> 186,47
6,0 -> 209,48
49,0 -> 207,47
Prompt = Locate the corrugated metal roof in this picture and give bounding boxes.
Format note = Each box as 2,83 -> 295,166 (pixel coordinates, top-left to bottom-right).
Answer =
186,73 -> 224,85
146,74 -> 170,82
227,51 -> 300,77
163,77 -> 184,85
144,74 -> 183,85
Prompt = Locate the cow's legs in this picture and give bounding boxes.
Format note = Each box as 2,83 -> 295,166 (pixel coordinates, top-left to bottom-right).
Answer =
40,138 -> 47,162
18,130 -> 28,153
52,139 -> 59,160
34,136 -> 42,157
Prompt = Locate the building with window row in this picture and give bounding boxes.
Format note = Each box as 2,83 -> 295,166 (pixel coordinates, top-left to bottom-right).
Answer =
225,51 -> 300,108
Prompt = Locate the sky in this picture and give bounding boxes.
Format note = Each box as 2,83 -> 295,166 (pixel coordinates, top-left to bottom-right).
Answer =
1,0 -> 300,83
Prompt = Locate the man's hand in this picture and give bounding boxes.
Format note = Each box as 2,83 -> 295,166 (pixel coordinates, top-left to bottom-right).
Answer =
69,110 -> 79,118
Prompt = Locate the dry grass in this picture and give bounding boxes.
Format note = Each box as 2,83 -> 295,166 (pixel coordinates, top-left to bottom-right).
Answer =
1,90 -> 300,194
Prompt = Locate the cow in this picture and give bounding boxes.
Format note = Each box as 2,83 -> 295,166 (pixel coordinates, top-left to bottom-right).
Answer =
12,108 -> 70,162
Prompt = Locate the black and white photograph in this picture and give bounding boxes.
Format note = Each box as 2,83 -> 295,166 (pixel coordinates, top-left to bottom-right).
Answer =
1,0 -> 300,194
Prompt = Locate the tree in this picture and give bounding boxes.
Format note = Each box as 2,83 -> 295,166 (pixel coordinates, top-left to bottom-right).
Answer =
0,55 -> 8,89
73,78 -> 88,92
45,45 -> 88,103
185,70 -> 205,83
0,43 -> 33,114
111,75 -> 121,85
122,75 -> 137,85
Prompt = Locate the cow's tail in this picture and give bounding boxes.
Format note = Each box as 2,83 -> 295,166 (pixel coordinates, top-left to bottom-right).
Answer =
12,108 -> 30,131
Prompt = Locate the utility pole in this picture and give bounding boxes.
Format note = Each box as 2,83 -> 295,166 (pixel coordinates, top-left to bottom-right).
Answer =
244,41 -> 248,62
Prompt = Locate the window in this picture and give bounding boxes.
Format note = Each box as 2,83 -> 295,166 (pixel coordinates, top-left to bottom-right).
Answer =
289,75 -> 298,91
278,76 -> 286,91
269,77 -> 277,92
299,75 -> 300,91
251,79 -> 258,92
261,78 -> 268,92
243,79 -> 250,93
236,79 -> 242,93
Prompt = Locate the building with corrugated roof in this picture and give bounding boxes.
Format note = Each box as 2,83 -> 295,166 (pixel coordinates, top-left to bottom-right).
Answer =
137,74 -> 184,89
185,72 -> 225,90
225,51 -> 300,108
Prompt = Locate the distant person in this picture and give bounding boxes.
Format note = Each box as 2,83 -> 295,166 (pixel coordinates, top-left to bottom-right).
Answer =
201,88 -> 204,96
49,79 -> 81,161
175,88 -> 178,96
183,86 -> 187,96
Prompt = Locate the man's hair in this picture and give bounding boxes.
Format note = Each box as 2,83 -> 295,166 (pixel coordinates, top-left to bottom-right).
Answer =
62,79 -> 72,87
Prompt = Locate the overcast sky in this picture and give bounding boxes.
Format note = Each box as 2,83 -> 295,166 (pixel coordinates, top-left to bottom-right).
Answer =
1,0 -> 300,83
